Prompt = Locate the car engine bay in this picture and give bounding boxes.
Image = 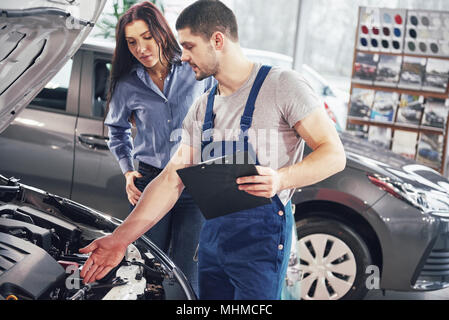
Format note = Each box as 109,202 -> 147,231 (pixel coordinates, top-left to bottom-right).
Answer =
0,175 -> 194,300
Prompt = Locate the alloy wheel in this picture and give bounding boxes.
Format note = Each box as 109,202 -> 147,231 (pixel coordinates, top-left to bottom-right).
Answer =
298,233 -> 357,300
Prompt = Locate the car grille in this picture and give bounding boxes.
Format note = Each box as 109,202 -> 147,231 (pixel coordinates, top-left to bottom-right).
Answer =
414,232 -> 449,290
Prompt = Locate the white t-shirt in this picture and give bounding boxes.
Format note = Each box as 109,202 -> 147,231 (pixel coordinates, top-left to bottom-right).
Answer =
181,63 -> 322,204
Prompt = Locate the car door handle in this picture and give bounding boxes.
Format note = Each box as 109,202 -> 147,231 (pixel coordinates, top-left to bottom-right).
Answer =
78,134 -> 109,150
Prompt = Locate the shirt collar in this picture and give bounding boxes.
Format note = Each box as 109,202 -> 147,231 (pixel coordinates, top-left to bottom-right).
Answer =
130,63 -> 141,74
129,63 -> 145,84
130,62 -> 178,78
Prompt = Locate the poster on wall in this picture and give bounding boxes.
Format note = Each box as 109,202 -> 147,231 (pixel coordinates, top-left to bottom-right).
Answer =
370,91 -> 399,122
404,10 -> 449,57
350,7 -> 449,174
374,54 -> 402,87
357,7 -> 406,53
353,53 -> 379,85
396,94 -> 425,126
368,126 -> 392,149
349,88 -> 375,119
346,123 -> 369,139
398,56 -> 427,90
422,58 -> 449,93
422,97 -> 449,130
391,130 -> 418,160
416,133 -> 444,169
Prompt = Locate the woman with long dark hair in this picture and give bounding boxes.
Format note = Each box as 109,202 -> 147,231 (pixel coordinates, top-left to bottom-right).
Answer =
104,1 -> 213,294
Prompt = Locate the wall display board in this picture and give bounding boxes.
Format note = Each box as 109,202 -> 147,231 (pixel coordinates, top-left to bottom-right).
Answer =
348,6 -> 449,174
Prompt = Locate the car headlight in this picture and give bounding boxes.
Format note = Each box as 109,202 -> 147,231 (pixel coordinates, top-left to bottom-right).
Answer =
368,174 -> 431,213
422,190 -> 449,218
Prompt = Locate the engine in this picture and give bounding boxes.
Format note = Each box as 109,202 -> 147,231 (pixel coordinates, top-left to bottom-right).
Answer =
0,202 -> 174,300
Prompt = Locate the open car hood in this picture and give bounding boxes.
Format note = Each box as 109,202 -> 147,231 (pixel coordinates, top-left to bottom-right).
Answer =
0,0 -> 106,133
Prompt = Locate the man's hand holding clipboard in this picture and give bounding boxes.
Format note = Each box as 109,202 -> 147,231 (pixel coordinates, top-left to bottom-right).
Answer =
236,166 -> 282,199
176,151 -> 274,220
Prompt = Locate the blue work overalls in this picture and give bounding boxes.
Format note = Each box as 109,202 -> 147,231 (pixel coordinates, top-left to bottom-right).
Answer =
197,65 -> 293,300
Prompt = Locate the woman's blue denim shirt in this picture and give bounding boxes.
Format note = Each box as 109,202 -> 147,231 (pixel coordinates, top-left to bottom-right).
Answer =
105,61 -> 215,174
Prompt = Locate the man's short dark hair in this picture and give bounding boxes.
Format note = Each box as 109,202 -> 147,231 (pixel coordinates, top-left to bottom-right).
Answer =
176,0 -> 239,42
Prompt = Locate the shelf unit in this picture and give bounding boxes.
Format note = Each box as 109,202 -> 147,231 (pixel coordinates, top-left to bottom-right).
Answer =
348,7 -> 449,174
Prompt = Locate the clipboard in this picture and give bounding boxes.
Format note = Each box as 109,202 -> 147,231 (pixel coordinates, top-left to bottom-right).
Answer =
176,152 -> 272,220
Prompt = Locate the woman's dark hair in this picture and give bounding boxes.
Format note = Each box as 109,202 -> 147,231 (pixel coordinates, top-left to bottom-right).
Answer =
106,1 -> 182,113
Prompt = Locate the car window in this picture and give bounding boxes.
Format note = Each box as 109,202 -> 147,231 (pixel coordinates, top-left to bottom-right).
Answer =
29,59 -> 73,111
92,60 -> 111,118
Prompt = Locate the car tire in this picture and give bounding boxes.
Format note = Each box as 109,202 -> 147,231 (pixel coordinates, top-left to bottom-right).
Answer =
296,217 -> 372,300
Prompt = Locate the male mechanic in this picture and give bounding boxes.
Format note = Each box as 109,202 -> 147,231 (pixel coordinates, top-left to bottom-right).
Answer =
80,0 -> 346,300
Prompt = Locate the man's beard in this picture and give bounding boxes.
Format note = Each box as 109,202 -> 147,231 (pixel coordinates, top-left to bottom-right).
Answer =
195,70 -> 213,81
194,47 -> 219,81
195,63 -> 219,81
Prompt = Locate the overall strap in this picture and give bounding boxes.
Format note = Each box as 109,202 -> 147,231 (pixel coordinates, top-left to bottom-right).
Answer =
202,84 -> 218,145
239,65 -> 272,166
201,65 -> 272,146
240,65 -> 272,134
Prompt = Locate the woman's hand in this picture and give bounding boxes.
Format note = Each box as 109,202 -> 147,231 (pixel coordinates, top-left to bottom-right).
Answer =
125,171 -> 143,206
79,235 -> 128,284
236,166 -> 283,199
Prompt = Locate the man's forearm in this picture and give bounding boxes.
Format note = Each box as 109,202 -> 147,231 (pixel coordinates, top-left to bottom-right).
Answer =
112,169 -> 184,245
278,142 -> 346,191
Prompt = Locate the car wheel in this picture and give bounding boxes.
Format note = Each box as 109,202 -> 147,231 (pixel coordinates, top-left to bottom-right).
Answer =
296,217 -> 372,300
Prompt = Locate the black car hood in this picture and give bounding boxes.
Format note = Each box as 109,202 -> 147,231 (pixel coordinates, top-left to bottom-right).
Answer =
0,0 -> 106,133
340,133 -> 449,217
341,132 -> 449,213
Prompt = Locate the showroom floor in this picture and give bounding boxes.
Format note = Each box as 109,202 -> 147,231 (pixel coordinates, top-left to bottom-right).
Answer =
364,287 -> 449,300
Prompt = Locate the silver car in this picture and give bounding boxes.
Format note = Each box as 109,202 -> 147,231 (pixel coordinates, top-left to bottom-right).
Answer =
0,36 -> 130,220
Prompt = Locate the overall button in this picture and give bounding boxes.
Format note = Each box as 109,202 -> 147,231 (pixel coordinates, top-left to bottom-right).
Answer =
278,244 -> 284,250
278,210 -> 284,216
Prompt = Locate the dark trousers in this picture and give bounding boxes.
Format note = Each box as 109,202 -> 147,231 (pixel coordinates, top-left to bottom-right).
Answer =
132,162 -> 205,296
